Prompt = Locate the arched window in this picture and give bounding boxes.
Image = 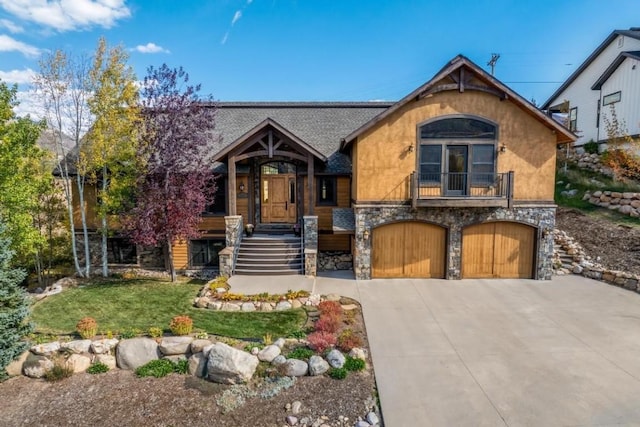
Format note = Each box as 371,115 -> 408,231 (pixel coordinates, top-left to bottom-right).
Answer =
418,117 -> 497,195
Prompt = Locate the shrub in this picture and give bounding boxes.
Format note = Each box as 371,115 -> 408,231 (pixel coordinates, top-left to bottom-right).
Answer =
583,140 -> 599,154
169,315 -> 193,336
119,327 -> 141,339
307,331 -> 336,353
87,362 -> 110,374
44,358 -> 74,382
76,317 -> 98,339
318,300 -> 342,316
286,347 -> 314,361
328,367 -> 347,380
289,329 -> 307,339
148,327 -> 163,338
135,359 -> 176,378
174,359 -> 189,374
314,313 -> 341,334
337,329 -> 363,352
344,356 -> 366,372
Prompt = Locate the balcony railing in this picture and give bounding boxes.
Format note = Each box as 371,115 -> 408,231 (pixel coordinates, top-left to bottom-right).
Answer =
410,171 -> 514,208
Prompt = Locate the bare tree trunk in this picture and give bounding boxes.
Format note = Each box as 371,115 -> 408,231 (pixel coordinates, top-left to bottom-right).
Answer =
167,239 -> 176,282
100,166 -> 109,277
34,252 -> 43,288
76,174 -> 91,277
63,176 -> 84,277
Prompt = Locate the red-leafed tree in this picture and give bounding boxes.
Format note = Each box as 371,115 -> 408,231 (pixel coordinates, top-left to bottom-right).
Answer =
125,64 -> 217,281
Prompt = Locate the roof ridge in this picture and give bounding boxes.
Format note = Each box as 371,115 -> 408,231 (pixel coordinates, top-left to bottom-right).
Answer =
214,101 -> 396,108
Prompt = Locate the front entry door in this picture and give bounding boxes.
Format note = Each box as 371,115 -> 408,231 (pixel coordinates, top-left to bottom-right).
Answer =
446,145 -> 468,195
261,174 -> 296,223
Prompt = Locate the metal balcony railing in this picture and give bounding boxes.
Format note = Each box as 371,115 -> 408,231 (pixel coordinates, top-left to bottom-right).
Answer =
410,171 -> 514,208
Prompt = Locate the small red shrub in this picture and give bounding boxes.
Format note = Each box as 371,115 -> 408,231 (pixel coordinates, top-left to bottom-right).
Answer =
337,329 -> 363,352
315,313 -> 340,333
307,331 -> 337,353
318,300 -> 342,316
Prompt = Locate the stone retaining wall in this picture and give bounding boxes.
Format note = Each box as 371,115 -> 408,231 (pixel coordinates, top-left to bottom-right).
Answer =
318,251 -> 353,271
564,150 -> 614,176
582,190 -> 640,217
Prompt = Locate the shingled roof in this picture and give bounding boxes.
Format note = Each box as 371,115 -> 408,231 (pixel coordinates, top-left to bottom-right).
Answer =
211,102 -> 392,174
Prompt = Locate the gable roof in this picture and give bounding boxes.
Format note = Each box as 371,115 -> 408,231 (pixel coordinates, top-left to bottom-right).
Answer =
211,102 -> 392,174
340,54 -> 575,150
592,50 -> 640,90
541,28 -> 640,109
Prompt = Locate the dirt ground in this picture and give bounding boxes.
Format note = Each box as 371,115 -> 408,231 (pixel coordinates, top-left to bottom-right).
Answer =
0,301 -> 378,427
556,207 -> 640,276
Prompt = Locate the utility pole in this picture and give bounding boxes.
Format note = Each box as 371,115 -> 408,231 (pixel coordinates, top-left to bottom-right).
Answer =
487,53 -> 500,76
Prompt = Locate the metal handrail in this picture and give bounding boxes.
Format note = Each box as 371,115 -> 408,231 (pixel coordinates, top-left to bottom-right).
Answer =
411,171 -> 513,200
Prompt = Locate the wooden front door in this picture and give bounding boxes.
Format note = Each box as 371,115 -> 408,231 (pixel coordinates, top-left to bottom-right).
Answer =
261,174 -> 296,223
462,222 -> 535,278
372,222 -> 446,278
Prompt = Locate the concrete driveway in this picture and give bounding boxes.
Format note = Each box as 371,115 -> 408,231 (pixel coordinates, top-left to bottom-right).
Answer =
356,275 -> 640,426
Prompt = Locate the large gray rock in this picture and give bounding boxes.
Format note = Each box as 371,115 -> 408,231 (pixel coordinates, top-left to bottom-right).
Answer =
271,355 -> 287,366
158,336 -> 193,355
275,301 -> 292,311
61,340 -> 92,354
283,359 -> 308,377
188,352 -> 207,377
206,343 -> 259,384
326,349 -> 345,368
115,338 -> 160,370
308,355 -> 329,376
241,302 -> 256,312
30,341 -> 60,356
94,354 -> 117,370
5,351 -> 29,377
190,339 -> 213,354
90,338 -> 119,354
258,345 -> 281,362
67,354 -> 91,373
273,338 -> 286,349
23,354 -> 53,378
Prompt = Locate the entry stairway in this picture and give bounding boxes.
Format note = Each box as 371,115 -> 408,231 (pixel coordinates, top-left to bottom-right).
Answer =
234,233 -> 303,275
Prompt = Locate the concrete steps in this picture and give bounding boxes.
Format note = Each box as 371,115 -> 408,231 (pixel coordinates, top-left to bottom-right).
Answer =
235,234 -> 303,275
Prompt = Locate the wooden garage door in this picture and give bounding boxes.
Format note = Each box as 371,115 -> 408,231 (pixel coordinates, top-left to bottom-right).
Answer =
372,222 -> 446,278
462,222 -> 535,279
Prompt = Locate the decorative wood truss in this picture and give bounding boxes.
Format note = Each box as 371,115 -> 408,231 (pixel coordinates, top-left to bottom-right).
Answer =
418,66 -> 509,100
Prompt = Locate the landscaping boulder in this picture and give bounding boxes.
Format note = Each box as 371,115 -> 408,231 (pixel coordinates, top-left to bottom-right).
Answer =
283,359 -> 308,377
349,347 -> 367,361
67,354 -> 91,373
273,338 -> 286,349
158,336 -> 193,356
221,302 -> 241,311
23,354 -> 53,378
61,340 -> 92,354
206,343 -> 259,384
260,303 -> 273,312
258,345 -> 281,362
5,351 -> 29,377
90,338 -> 119,354
30,341 -> 60,356
190,339 -> 212,354
308,355 -> 329,376
326,349 -> 345,368
94,354 -> 117,370
275,301 -> 292,311
241,302 -> 256,312
272,355 -> 286,366
162,354 -> 188,363
116,338 -> 160,370
188,352 -> 207,377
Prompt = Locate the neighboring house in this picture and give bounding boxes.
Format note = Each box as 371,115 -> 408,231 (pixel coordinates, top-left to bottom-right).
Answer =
542,27 -> 640,146
72,54 -> 575,280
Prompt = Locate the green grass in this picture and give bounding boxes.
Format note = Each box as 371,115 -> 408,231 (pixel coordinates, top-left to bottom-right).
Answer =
30,278 -> 306,339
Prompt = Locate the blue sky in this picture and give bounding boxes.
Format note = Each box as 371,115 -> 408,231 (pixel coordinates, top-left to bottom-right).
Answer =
0,0 -> 638,117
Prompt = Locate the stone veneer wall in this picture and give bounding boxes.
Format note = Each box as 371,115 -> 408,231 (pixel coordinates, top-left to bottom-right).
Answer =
75,232 -> 165,270
219,216 -> 243,277
303,216 -> 318,276
353,206 -> 556,280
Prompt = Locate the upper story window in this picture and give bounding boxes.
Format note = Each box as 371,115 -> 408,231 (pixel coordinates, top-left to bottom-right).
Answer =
603,91 -> 621,106
420,117 -> 496,139
569,107 -> 578,132
203,178 -> 227,215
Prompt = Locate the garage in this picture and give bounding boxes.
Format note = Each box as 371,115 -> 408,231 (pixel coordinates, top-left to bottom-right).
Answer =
462,222 -> 535,279
372,222 -> 446,278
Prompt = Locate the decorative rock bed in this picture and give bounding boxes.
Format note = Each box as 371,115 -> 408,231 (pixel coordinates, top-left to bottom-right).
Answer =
193,284 -> 323,312
553,229 -> 640,292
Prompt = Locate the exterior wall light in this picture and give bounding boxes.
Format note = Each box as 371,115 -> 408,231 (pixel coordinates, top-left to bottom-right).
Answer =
239,183 -> 246,192
499,145 -> 507,153
362,229 -> 370,241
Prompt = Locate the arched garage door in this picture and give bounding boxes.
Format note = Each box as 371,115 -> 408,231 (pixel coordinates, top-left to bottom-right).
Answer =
462,222 -> 535,279
372,222 -> 446,278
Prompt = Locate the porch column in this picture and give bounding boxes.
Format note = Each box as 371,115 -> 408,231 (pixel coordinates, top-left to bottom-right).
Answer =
307,153 -> 314,215
228,156 -> 237,215
303,216 -> 318,276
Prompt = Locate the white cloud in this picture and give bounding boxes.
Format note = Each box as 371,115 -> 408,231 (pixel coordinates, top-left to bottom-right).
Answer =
0,68 -> 35,84
231,10 -> 242,25
15,89 -> 44,119
133,42 -> 169,54
0,18 -> 24,33
0,35 -> 42,57
0,0 -> 131,32
221,31 -> 229,45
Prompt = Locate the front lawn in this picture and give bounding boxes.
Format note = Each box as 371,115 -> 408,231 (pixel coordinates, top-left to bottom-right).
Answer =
30,278 -> 307,339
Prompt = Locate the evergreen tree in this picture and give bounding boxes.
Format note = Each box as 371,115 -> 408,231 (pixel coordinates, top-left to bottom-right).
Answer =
0,221 -> 33,380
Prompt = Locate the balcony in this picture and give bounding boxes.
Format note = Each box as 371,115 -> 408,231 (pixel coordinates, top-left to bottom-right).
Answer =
410,171 -> 514,208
